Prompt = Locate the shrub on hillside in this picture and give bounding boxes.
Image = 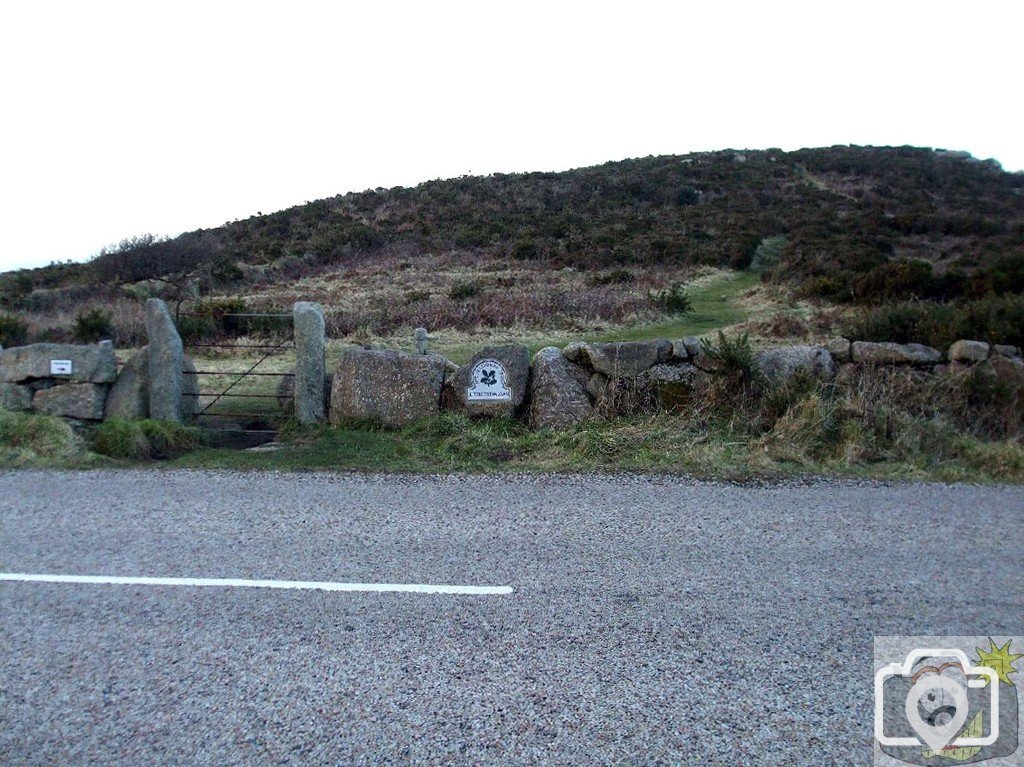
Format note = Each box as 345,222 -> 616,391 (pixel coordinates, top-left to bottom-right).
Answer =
649,282 -> 694,315
72,308 -> 114,343
404,289 -> 431,304
177,298 -> 289,343
0,314 -> 28,347
510,239 -> 540,260
590,269 -> 635,286
448,282 -> 481,301
844,296 -> 1024,348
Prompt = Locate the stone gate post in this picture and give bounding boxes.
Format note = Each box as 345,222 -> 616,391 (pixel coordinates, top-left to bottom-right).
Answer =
293,302 -> 326,424
145,298 -> 184,424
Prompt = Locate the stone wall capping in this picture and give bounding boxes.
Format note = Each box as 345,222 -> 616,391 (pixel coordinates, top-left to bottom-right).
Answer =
850,341 -> 942,365
947,339 -> 990,363
0,341 -> 117,384
825,337 -> 851,363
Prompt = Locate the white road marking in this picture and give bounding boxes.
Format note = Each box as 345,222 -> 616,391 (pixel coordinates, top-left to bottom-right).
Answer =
0,573 -> 512,595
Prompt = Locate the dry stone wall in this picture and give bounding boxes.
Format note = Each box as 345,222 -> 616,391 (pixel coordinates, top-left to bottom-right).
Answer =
3,313 -> 1020,437
0,340 -> 117,422
326,336 -> 1024,430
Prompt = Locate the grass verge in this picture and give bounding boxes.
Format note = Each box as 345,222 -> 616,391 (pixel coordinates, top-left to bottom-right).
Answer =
167,410 -> 1023,483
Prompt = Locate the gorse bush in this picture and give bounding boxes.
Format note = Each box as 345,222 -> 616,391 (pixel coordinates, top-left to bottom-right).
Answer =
72,308 -> 114,343
0,314 -> 28,347
448,282 -> 481,301
700,331 -> 761,383
649,282 -> 694,315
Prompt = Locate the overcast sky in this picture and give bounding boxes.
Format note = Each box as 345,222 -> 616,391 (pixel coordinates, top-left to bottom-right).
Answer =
1,0 -> 1020,272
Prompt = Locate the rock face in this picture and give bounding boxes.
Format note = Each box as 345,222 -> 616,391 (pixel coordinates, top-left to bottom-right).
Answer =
0,383 -> 32,411
146,298 -> 184,423
104,346 -> 198,421
293,302 -> 326,424
851,341 -> 942,365
530,347 -> 592,429
0,342 -> 116,384
330,348 -> 447,428
755,345 -> 837,386
635,363 -> 705,411
33,382 -> 109,420
570,340 -> 672,377
947,340 -> 990,362
453,345 -> 530,417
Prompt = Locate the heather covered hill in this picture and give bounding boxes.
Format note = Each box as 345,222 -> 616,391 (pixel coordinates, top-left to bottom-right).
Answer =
2,145 -> 1023,347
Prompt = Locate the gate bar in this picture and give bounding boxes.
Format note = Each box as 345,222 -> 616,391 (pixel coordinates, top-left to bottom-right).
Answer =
197,332 -> 293,417
184,392 -> 292,398
188,370 -> 293,376
185,343 -> 295,349
177,312 -> 292,318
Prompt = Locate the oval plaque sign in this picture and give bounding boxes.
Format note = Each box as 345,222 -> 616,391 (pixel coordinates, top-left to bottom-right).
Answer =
466,358 -> 512,402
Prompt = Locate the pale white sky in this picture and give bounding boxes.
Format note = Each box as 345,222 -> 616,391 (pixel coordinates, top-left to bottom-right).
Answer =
1,0 -> 1021,272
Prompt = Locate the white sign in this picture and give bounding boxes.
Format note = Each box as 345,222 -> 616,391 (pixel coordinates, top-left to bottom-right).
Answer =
466,358 -> 512,402
50,359 -> 73,375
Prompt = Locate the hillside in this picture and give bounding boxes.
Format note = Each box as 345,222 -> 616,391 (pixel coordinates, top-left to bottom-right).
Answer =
2,145 -> 1023,348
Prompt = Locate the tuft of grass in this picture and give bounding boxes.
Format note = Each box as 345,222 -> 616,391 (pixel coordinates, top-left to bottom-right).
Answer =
92,419 -> 204,460
0,408 -> 96,467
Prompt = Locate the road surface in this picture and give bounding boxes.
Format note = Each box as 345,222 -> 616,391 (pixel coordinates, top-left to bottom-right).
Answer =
1,470 -> 1021,765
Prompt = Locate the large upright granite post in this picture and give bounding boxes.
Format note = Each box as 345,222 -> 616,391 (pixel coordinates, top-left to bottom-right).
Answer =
145,298 -> 184,423
293,301 -> 326,424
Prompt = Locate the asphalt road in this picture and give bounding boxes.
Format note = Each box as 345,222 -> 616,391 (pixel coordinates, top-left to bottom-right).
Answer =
0,470 -> 1021,766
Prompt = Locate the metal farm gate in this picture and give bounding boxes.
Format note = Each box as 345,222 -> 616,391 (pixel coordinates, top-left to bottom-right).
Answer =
177,310 -> 294,447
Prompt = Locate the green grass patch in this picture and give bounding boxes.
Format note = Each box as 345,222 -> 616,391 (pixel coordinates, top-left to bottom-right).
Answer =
426,270 -> 763,363
92,419 -> 204,461
0,408 -> 99,468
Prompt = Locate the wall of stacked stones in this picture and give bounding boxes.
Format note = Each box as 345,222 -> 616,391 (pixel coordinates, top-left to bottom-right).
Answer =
321,336 -> 1024,430
1,293 -> 1021,430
